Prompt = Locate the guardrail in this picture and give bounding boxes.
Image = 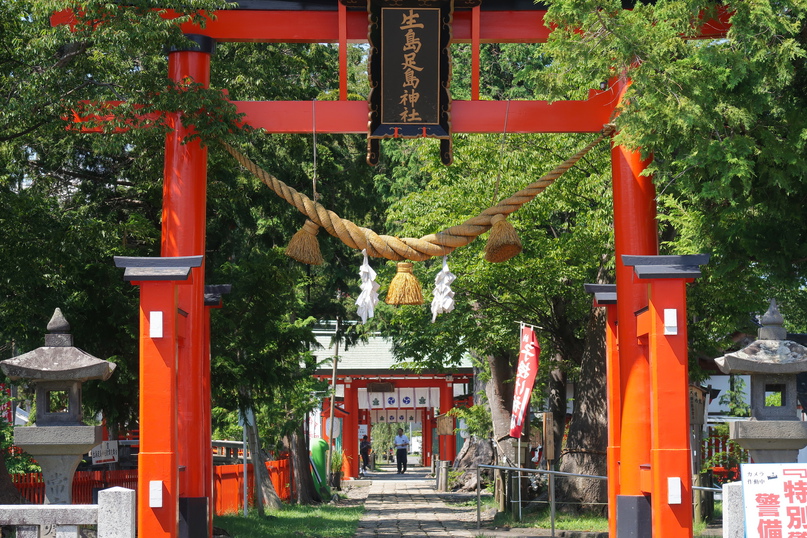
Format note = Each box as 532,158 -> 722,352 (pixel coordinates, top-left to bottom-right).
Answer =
474,464 -> 721,536
0,486 -> 135,538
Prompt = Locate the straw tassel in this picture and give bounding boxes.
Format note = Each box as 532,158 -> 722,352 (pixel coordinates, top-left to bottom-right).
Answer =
285,219 -> 323,265
484,214 -> 522,263
385,262 -> 423,305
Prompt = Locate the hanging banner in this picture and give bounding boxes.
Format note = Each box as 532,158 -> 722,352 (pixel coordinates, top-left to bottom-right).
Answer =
415,387 -> 431,408
399,387 -> 415,408
367,391 -> 386,410
366,388 -> 441,409
742,463 -> 807,537
509,326 -> 540,438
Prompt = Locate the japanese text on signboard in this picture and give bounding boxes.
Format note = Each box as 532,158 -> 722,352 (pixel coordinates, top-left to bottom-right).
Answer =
380,7 -> 439,126
742,463 -> 807,538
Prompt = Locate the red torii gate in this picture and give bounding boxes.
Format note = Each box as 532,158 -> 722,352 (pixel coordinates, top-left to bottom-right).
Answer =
52,2 -> 730,538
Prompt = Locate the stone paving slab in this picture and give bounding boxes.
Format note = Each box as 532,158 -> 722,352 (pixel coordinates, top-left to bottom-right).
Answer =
352,465 -> 559,537
351,465 -> 722,538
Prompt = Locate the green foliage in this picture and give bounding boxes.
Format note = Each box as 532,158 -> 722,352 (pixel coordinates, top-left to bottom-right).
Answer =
719,375 -> 751,418
330,448 -> 346,473
447,405 -> 493,439
0,392 -> 38,474
541,0 -> 807,361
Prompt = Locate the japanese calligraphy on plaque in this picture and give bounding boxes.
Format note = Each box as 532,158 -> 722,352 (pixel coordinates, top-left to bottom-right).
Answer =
367,0 -> 453,165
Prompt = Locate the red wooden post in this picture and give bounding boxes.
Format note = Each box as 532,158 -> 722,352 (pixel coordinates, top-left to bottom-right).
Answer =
162,35 -> 215,533
343,380 -> 359,478
114,255 -> 202,538
439,377 -> 456,462
624,255 -> 709,538
611,76 -> 657,532
423,408 -> 433,468
585,284 -> 620,538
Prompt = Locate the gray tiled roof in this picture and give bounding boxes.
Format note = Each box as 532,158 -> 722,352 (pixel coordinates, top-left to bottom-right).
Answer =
312,329 -> 473,376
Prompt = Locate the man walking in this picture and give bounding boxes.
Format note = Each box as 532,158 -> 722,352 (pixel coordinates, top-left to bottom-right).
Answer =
394,428 -> 409,474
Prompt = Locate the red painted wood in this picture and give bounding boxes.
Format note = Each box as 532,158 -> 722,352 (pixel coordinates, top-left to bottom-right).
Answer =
233,91 -> 617,134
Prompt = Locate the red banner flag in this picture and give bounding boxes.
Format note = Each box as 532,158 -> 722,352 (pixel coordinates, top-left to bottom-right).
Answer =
509,326 -> 540,438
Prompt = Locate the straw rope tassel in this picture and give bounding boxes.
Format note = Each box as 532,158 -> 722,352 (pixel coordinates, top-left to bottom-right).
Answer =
386,262 -> 423,305
484,214 -> 522,263
285,219 -> 323,265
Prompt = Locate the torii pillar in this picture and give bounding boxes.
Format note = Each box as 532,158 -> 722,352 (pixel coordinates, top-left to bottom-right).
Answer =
114,256 -> 204,538
584,284 -> 619,538
439,376 -> 456,462
343,379 -> 360,478
623,255 -> 709,538
612,134 -> 656,535
162,34 -> 216,537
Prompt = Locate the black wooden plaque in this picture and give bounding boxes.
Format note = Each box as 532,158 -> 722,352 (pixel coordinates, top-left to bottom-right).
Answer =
367,0 -> 453,165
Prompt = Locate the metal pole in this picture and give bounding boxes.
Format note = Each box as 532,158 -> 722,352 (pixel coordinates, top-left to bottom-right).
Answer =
476,464 -> 481,530
517,437 -> 522,521
549,460 -> 556,538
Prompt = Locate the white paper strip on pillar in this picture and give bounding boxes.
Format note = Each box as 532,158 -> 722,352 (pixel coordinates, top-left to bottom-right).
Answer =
399,387 -> 415,408
415,388 -> 430,408
358,388 -> 369,410
149,311 -> 163,339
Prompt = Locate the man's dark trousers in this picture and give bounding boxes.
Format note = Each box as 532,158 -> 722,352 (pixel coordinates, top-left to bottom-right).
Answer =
396,449 -> 407,473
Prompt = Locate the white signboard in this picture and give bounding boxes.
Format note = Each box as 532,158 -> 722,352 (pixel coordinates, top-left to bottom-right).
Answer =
741,462 -> 807,538
358,424 -> 368,439
90,441 -> 119,464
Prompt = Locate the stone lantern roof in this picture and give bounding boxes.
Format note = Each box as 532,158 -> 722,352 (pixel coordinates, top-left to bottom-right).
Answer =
714,299 -> 807,375
0,308 -> 116,383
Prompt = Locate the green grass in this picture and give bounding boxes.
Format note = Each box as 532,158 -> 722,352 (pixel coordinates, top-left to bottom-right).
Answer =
214,503 -> 364,538
506,505 -> 610,532
486,500 -> 722,536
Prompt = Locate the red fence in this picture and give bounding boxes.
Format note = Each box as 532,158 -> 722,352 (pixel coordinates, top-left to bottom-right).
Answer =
701,429 -> 751,484
13,470 -> 138,505
13,459 -> 291,515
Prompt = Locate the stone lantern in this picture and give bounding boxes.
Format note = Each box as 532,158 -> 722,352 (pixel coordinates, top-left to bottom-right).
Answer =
0,308 -> 116,504
714,299 -> 807,463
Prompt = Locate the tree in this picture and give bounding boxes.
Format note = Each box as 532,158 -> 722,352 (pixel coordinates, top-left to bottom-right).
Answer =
0,2 -> 364,506
541,0 -> 807,358
374,125 -> 614,506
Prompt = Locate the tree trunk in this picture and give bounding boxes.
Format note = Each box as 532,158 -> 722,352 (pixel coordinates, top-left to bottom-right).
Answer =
450,436 -> 495,492
558,305 -> 608,512
483,351 -> 517,465
246,418 -> 282,513
482,351 -> 522,512
287,423 -> 320,504
546,357 -> 567,466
